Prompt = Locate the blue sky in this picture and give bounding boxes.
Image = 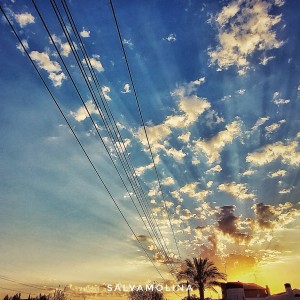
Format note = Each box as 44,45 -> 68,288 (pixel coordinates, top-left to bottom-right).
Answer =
0,0 -> 300,297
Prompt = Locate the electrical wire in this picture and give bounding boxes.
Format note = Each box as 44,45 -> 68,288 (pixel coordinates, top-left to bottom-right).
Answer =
59,0 -> 178,272
0,276 -> 47,292
33,0 -> 177,275
0,5 -> 174,288
108,0 -> 182,261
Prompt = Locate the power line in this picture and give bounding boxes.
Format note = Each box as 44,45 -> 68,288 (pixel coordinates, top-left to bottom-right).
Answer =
0,276 -> 47,292
0,5 -> 174,288
33,0 -> 165,265
108,0 -> 182,261
33,0 -> 177,275
59,0 -> 178,272
39,0 -> 175,275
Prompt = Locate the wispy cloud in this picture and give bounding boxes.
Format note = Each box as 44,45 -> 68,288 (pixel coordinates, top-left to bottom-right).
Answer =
178,182 -> 211,202
251,116 -> 270,131
80,28 -> 90,38
218,182 -> 256,201
269,169 -> 287,178
14,12 -> 35,27
272,91 -> 290,105
206,164 -> 222,174
260,55 -> 275,65
265,119 -> 286,136
29,50 -> 67,87
164,33 -> 177,42
209,0 -> 284,74
135,77 -> 210,156
83,54 -> 104,72
121,83 -> 131,94
16,39 -> 29,53
246,139 -> 300,166
135,155 -> 160,177
50,34 -> 74,57
70,99 -> 99,122
102,86 -> 111,101
193,120 -> 242,164
123,38 -> 133,49
161,176 -> 175,186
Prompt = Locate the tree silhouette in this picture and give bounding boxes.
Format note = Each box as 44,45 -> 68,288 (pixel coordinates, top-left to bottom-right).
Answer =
3,295 -> 9,300
177,257 -> 226,300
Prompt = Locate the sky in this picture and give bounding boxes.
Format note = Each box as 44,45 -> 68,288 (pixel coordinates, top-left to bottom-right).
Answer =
0,0 -> 299,299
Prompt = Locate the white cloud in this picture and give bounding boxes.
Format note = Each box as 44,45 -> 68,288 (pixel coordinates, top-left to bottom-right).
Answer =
161,177 -> 175,186
206,164 -> 222,174
48,72 -> 67,87
236,89 -> 246,95
164,200 -> 174,208
274,99 -> 290,105
195,202 -> 218,220
80,28 -> 90,38
136,123 -> 172,152
102,86 -> 111,101
260,55 -> 275,65
242,169 -> 255,176
193,77 -> 206,86
115,139 -> 131,154
246,140 -> 300,166
218,182 -> 255,201
164,33 -> 177,42
172,77 -> 205,97
221,95 -> 232,102
123,39 -> 133,49
180,209 -> 194,220
207,181 -> 213,188
278,188 -> 292,194
14,12 -> 35,27
29,50 -> 67,87
251,117 -> 270,131
215,2 -> 240,26
192,157 -> 201,165
265,119 -> 286,135
50,34 -> 73,57
135,78 -> 210,155
179,95 -> 211,126
83,55 -> 104,72
180,182 -> 198,195
209,0 -> 284,73
116,122 -> 125,130
70,100 -> 99,122
269,169 -> 287,178
121,83 -> 131,94
171,190 -> 183,203
30,51 -> 62,73
161,145 -> 186,162
135,155 -> 160,177
16,39 -> 29,53
178,132 -> 191,143
179,182 -> 210,202
272,91 -> 290,106
274,0 -> 285,7
194,120 -> 242,164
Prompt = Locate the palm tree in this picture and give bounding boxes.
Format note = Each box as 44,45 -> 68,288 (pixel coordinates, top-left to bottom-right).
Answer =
177,257 -> 226,300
